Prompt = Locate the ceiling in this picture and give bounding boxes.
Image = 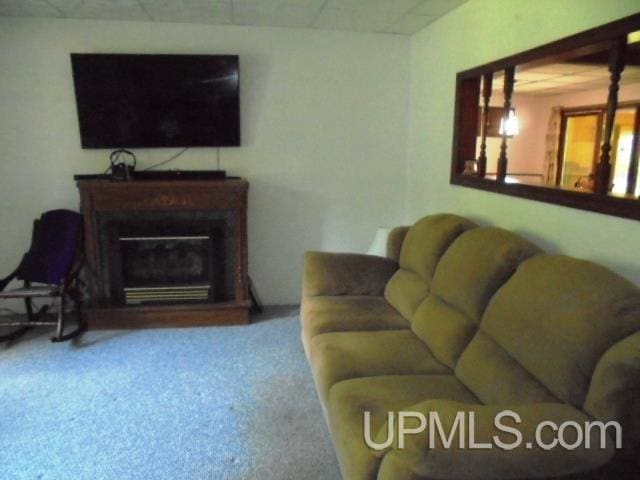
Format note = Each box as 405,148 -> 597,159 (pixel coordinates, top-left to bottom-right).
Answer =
0,0 -> 470,35
492,63 -> 640,96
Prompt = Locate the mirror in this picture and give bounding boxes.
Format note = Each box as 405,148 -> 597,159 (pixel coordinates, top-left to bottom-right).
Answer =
451,13 -> 640,221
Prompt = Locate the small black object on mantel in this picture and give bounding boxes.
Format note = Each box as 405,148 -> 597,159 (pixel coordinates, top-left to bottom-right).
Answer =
109,149 -> 137,181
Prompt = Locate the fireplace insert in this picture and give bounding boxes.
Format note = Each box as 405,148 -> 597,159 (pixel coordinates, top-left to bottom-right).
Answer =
97,210 -> 236,306
121,235 -> 212,304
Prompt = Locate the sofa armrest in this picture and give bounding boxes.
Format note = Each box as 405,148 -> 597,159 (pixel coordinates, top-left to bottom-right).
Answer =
373,400 -> 616,479
386,226 -> 410,263
303,251 -> 398,297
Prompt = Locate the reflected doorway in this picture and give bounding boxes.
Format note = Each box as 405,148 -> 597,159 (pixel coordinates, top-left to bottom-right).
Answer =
610,108 -> 638,195
558,112 -> 601,191
558,106 -> 639,194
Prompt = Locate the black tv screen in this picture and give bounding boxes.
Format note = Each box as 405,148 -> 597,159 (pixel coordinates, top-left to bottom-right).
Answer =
70,54 -> 240,148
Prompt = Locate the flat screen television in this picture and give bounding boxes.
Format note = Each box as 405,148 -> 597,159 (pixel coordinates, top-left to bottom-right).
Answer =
70,54 -> 240,148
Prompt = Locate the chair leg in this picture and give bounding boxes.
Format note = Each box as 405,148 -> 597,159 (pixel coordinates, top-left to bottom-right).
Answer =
50,317 -> 86,342
51,286 -> 86,343
52,285 -> 66,342
0,289 -> 44,344
0,326 -> 30,343
24,283 -> 35,321
0,292 -> 35,343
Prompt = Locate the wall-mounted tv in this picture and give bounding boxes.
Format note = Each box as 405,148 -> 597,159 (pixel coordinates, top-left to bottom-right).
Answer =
70,54 -> 240,148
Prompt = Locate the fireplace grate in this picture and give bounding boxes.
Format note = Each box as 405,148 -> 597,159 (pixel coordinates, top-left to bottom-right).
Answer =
118,233 -> 214,305
124,285 -> 211,305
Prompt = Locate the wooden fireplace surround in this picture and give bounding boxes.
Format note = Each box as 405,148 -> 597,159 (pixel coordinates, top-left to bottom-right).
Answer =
76,178 -> 250,329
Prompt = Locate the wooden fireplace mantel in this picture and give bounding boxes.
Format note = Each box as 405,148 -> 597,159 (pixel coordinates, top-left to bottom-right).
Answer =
76,178 -> 250,329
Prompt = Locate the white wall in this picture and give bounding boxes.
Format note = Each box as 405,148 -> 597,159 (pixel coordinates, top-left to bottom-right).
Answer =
406,0 -> 640,285
0,17 -> 410,305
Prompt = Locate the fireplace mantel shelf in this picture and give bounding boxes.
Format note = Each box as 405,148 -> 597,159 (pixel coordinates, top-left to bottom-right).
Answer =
76,178 -> 250,329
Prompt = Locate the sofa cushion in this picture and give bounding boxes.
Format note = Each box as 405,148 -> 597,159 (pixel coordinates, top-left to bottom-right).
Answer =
301,296 -> 409,354
584,330 -> 640,459
383,269 -> 429,321
457,255 -> 640,407
328,374 -> 478,480
377,451 -> 424,480
411,227 -> 541,369
384,214 -> 476,320
309,330 -> 450,403
456,330 -> 560,404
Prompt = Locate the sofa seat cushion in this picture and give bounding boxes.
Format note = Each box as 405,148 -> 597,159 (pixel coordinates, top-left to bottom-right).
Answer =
328,374 -> 478,480
301,295 -> 409,355
309,330 -> 450,403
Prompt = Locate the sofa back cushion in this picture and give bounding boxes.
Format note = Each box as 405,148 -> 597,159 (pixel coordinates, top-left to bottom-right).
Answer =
456,255 -> 640,408
584,331 -> 640,459
411,227 -> 541,369
384,214 -> 475,320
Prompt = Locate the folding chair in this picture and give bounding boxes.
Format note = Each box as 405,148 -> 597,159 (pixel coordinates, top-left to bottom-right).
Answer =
0,209 -> 86,343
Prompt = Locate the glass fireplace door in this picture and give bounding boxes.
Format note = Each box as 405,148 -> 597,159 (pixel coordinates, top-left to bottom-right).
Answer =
120,235 -> 212,305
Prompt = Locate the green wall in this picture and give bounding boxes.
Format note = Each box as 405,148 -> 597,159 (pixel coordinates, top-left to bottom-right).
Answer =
406,0 -> 640,284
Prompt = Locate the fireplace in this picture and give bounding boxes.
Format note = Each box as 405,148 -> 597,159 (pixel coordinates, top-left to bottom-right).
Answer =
96,209 -> 235,307
120,235 -> 212,305
76,179 -> 249,328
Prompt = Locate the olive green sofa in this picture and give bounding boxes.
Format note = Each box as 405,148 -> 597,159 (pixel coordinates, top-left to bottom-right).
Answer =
301,214 -> 640,480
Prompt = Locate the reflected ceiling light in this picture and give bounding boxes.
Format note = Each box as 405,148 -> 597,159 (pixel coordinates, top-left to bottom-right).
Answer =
628,30 -> 640,44
499,108 -> 520,136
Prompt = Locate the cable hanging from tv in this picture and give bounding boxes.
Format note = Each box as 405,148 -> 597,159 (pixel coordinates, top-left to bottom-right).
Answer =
143,147 -> 190,171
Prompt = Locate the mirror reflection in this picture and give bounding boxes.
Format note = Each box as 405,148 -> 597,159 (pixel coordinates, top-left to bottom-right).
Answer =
474,32 -> 640,197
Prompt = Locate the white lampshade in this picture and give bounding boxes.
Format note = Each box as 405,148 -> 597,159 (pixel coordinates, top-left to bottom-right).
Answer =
499,108 -> 519,136
367,227 -> 392,257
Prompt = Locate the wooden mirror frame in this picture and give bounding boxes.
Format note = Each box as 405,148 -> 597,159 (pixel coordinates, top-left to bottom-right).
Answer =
450,13 -> 640,221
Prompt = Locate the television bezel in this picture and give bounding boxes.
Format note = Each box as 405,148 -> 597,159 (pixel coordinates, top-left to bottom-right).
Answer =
70,53 -> 241,149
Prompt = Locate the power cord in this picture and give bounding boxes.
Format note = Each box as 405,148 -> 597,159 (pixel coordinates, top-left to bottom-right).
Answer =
143,147 -> 190,171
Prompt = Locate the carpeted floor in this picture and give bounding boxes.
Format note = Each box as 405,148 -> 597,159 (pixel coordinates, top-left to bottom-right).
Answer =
0,306 -> 340,480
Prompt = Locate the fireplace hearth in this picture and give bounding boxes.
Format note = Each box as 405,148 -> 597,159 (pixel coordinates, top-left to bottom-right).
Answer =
76,179 -> 249,328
